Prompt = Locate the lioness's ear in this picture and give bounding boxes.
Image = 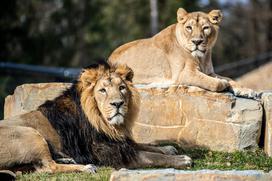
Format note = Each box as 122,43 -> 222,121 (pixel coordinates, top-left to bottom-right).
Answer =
115,64 -> 134,82
177,8 -> 188,23
208,10 -> 223,24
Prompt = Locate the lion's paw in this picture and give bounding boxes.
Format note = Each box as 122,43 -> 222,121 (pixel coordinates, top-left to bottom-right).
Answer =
175,155 -> 192,169
231,87 -> 261,100
81,164 -> 97,173
160,145 -> 178,155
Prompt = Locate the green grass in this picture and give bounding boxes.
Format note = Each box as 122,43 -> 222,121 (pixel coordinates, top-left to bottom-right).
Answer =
16,147 -> 272,180
17,167 -> 112,181
182,148 -> 272,171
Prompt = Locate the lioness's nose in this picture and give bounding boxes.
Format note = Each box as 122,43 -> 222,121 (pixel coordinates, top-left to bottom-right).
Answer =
192,39 -> 203,45
110,101 -> 124,108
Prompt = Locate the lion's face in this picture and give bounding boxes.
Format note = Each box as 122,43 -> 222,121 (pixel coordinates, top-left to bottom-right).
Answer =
94,73 -> 129,126
176,8 -> 222,58
78,63 -> 139,139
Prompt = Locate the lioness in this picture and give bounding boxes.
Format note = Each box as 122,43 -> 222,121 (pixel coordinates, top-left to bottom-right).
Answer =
109,8 -> 257,98
0,62 -> 191,174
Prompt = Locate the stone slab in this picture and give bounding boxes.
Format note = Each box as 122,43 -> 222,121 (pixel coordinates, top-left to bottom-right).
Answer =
4,83 -> 70,119
134,85 -> 263,152
262,92 -> 272,156
3,83 -> 263,152
110,169 -> 272,181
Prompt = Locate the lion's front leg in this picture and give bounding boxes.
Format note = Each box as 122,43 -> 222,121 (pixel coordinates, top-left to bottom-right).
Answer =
137,143 -> 178,155
55,157 -> 77,164
128,151 -> 191,169
36,161 -> 97,174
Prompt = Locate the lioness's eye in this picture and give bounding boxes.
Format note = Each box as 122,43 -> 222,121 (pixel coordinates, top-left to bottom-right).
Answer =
119,85 -> 126,91
186,26 -> 192,32
99,88 -> 106,93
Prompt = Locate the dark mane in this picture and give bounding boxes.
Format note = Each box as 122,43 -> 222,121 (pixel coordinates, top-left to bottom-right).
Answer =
83,60 -> 110,70
37,67 -> 137,168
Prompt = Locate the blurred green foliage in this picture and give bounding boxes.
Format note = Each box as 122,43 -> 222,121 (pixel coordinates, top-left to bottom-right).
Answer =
0,0 -> 199,67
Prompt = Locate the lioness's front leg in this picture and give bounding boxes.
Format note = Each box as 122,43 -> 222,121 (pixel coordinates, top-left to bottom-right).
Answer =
211,73 -> 260,99
180,70 -> 230,92
128,151 -> 191,169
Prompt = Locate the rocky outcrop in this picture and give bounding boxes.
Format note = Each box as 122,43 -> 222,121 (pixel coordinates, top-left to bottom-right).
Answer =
4,83 -> 263,152
110,169 -> 272,181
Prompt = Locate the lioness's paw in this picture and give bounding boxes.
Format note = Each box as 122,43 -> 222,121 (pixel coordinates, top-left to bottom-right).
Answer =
231,88 -> 261,100
160,145 -> 178,155
216,79 -> 230,92
81,164 -> 97,173
175,155 -> 192,169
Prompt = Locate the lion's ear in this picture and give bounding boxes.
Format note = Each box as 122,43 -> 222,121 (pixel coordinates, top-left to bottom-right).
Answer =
208,10 -> 223,24
79,69 -> 99,88
177,8 -> 188,23
115,65 -> 134,82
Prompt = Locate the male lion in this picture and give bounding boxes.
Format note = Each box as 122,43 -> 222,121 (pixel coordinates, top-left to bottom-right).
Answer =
0,62 -> 191,174
109,8 -> 257,98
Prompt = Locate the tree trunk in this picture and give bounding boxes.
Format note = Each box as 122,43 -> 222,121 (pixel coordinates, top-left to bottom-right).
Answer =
267,0 -> 272,52
150,0 -> 158,36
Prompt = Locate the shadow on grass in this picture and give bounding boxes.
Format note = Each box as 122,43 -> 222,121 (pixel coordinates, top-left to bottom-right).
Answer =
156,140 -> 272,172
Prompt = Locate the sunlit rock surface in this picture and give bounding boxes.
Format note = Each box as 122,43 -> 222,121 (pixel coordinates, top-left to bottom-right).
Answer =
110,169 -> 272,181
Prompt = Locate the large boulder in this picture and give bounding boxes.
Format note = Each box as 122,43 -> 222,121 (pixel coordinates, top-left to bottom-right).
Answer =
4,83 -> 263,152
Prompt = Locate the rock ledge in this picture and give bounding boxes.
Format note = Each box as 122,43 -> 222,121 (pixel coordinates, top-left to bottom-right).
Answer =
110,169 -> 272,181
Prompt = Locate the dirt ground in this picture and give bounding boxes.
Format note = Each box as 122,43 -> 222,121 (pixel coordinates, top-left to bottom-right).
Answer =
236,61 -> 272,91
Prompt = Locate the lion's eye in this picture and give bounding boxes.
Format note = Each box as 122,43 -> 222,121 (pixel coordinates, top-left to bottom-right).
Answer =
119,85 -> 126,91
186,26 -> 192,32
99,88 -> 106,94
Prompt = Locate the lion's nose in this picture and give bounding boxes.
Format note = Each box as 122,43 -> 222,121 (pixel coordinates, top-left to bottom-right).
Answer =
192,39 -> 203,45
110,101 -> 124,108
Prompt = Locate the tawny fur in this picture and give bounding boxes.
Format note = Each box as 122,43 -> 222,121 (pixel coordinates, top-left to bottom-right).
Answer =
109,8 -> 257,98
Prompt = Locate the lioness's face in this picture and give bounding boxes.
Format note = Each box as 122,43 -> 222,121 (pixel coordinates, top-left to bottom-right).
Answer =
176,8 -> 222,58
94,73 -> 130,126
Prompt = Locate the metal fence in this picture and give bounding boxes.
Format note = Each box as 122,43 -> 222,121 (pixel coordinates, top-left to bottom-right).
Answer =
0,62 -> 81,80
1,51 -> 272,80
